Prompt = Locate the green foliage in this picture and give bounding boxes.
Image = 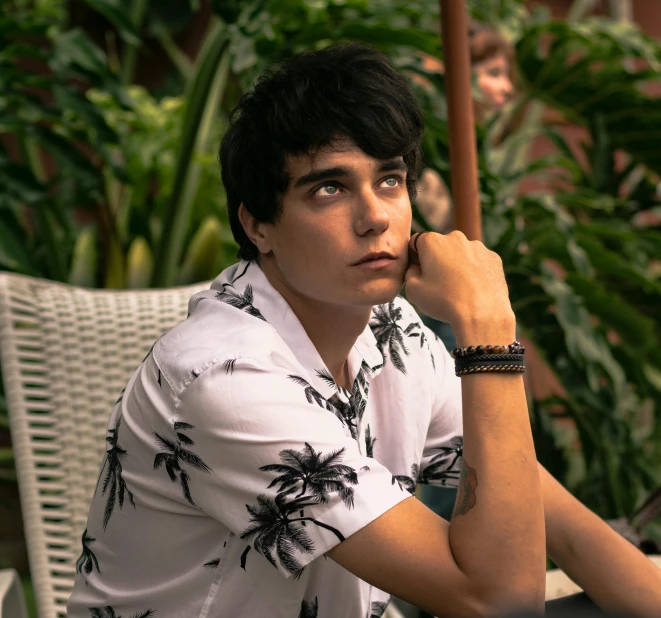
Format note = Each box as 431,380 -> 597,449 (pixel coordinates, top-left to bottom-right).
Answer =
2,0 -> 661,531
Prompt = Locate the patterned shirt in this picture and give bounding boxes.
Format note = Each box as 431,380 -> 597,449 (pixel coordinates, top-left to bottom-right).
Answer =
67,260 -> 464,618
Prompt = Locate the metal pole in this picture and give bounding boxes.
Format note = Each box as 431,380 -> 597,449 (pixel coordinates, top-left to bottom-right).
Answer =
439,0 -> 482,241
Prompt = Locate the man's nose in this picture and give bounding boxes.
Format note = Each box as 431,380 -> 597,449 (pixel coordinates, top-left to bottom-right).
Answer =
354,190 -> 390,236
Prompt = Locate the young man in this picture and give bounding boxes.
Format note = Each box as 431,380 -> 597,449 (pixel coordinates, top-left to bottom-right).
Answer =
68,43 -> 661,618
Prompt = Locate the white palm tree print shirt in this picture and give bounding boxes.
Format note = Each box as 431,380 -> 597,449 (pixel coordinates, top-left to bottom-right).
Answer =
67,260 -> 464,618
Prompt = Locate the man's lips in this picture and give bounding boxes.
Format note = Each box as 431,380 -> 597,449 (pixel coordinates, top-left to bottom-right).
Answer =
352,251 -> 397,266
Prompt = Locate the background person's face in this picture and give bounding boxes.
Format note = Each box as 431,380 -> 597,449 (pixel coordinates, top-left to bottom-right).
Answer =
258,140 -> 412,310
474,54 -> 514,111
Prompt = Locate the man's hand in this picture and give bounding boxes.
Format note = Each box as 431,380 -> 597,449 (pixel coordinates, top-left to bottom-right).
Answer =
405,231 -> 515,345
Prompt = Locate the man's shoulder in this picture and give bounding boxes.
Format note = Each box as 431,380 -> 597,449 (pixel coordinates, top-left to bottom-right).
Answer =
152,290 -> 289,400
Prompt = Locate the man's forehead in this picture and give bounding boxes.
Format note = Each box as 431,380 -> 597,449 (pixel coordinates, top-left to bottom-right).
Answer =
286,140 -> 404,176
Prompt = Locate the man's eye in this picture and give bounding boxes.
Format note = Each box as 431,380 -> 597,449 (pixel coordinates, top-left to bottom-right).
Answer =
382,175 -> 404,188
315,183 -> 339,196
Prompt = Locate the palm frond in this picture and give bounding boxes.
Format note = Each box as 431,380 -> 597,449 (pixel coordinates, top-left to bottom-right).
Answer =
389,342 -> 407,375
153,452 -> 168,470
287,374 -> 311,388
276,533 -> 304,574
179,448 -> 211,473
173,421 -> 194,431
102,474 -> 117,530
338,486 -> 355,509
286,521 -> 315,554
176,432 -> 195,446
204,558 -> 220,569
165,459 -> 178,481
243,285 -> 254,304
179,469 -> 195,505
153,432 -> 176,453
315,368 -> 337,390
371,600 -> 390,618
223,358 -> 237,375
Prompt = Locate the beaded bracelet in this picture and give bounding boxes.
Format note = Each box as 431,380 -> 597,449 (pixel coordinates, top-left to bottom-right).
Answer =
451,340 -> 526,359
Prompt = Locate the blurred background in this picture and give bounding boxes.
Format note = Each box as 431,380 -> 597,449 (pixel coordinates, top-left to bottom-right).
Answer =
2,0 -> 661,614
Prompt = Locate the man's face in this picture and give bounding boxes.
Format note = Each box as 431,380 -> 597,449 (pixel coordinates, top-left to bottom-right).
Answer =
257,140 -> 412,310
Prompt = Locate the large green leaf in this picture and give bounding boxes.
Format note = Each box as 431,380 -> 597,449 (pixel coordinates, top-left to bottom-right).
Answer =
516,19 -> 661,176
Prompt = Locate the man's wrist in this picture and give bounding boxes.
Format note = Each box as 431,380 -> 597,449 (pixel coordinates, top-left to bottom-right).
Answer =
452,311 -> 517,348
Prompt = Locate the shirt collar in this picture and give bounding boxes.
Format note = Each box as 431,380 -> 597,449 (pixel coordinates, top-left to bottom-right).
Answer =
203,260 -> 385,400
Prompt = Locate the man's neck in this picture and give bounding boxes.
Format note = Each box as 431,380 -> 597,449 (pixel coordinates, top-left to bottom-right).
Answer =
258,260 -> 370,391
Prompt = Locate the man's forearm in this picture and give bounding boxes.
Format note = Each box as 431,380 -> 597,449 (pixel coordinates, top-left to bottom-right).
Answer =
448,319 -> 546,612
541,464 -> 661,616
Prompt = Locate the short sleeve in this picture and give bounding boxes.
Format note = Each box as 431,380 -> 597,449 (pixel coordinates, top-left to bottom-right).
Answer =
175,356 -> 410,578
418,326 -> 464,488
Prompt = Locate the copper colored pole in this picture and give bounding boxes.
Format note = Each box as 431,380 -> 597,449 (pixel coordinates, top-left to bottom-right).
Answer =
440,0 -> 482,241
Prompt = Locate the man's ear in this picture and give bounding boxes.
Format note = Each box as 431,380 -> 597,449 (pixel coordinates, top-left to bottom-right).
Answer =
238,203 -> 273,255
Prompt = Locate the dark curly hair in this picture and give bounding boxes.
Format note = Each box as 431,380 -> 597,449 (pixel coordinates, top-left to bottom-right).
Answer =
220,42 -> 425,261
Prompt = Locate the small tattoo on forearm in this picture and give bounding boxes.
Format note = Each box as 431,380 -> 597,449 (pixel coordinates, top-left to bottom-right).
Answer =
453,459 -> 478,518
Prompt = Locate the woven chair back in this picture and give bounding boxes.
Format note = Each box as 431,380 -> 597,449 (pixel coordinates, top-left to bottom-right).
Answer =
0,273 -> 208,618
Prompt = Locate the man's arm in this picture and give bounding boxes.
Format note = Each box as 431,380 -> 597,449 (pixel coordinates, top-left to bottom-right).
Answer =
540,462 -> 661,616
330,232 -> 546,617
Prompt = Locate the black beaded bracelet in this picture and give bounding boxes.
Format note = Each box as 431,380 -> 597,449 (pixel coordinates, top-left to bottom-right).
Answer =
451,340 -> 526,359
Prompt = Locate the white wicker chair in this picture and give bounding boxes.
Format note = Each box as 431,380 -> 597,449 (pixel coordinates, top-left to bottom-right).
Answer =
0,273 -> 208,617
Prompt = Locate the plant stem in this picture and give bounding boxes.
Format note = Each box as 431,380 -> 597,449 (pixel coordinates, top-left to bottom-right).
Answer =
120,0 -> 149,85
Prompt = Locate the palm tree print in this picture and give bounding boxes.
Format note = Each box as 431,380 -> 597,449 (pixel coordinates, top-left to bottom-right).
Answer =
327,366 -> 369,440
260,443 -> 358,507
370,600 -> 391,618
392,463 -> 420,495
403,321 -> 435,368
242,445 -> 358,574
99,417 -> 135,530
76,528 -> 100,577
315,368 -> 337,390
369,302 -> 410,374
215,283 -> 266,321
418,437 -> 463,486
365,424 -> 377,458
153,422 -> 211,506
288,375 -> 334,411
299,597 -> 318,618
241,490 -> 325,574
204,558 -> 220,569
88,608 -> 154,618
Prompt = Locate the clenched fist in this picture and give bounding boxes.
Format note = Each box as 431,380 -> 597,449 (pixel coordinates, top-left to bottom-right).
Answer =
405,232 -> 516,347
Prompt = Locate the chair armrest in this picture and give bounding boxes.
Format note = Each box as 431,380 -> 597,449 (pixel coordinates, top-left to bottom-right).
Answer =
0,569 -> 28,618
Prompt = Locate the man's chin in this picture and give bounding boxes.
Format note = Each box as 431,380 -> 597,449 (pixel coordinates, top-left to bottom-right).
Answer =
354,277 -> 405,307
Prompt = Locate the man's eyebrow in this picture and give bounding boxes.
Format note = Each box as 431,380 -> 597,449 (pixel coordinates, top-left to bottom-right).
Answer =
292,159 -> 408,188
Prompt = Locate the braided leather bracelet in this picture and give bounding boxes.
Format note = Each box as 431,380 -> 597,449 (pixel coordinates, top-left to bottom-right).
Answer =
456,364 -> 526,377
